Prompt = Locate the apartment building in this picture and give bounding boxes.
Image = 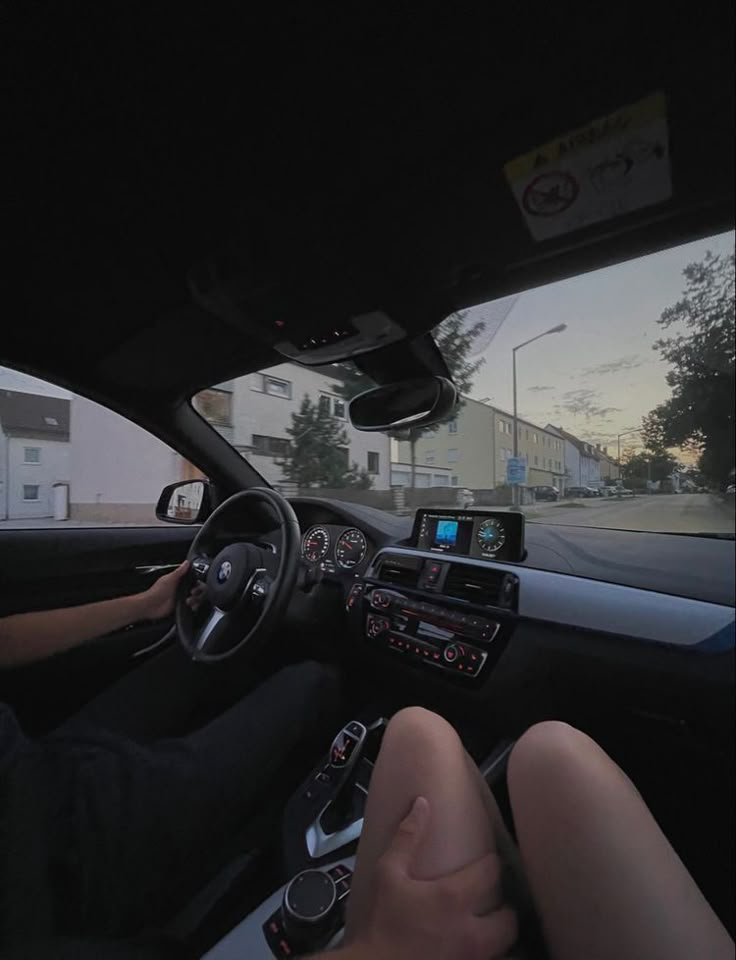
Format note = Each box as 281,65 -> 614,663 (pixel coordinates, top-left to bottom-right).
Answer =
196,363 -> 391,489
391,398 -> 566,490
546,425 -> 601,487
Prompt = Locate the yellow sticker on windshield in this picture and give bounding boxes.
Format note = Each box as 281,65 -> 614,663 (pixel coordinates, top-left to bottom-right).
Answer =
504,92 -> 671,242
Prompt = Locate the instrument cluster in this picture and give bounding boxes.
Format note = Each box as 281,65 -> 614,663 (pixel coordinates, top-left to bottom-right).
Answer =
301,524 -> 370,572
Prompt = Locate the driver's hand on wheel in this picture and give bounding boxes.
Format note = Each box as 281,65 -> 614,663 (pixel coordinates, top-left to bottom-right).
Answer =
335,797 -> 518,960
140,561 -> 204,621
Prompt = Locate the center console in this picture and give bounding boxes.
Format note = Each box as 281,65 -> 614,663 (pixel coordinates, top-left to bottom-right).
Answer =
202,719 -> 385,958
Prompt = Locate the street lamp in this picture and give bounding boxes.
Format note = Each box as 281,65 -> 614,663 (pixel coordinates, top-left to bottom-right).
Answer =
616,428 -> 641,479
512,323 -> 567,507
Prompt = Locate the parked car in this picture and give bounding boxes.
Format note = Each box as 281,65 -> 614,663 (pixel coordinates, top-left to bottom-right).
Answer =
531,485 -> 559,502
585,486 -> 602,497
566,486 -> 593,498
456,487 -> 475,508
726,484 -> 736,496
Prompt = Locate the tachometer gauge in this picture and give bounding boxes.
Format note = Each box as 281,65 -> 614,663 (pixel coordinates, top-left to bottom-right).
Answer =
302,525 -> 330,563
335,528 -> 368,569
476,518 -> 506,554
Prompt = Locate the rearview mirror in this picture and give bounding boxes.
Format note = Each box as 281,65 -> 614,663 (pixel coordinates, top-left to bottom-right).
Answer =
349,376 -> 458,432
156,479 -> 212,524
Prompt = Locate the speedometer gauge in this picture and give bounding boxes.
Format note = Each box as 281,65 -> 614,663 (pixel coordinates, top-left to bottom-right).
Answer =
335,528 -> 368,569
476,518 -> 506,554
302,525 -> 330,563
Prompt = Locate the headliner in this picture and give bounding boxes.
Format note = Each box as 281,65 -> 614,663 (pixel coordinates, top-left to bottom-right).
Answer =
2,5 -> 734,420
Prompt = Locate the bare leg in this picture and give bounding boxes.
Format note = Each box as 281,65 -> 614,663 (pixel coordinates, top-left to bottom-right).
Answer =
507,721 -> 734,960
345,706 -> 508,941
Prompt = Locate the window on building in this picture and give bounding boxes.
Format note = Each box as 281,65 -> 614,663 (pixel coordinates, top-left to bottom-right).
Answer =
251,435 -> 291,457
525,429 -> 529,440
23,485 -> 40,501
333,398 -> 346,419
23,447 -> 41,464
253,374 -> 292,399
425,450 -> 436,464
318,394 -> 332,415
534,455 -> 539,465
367,451 -> 380,474
192,387 -> 233,426
447,448 -> 459,463
451,475 -> 459,486
448,418 -> 458,434
532,432 -> 538,443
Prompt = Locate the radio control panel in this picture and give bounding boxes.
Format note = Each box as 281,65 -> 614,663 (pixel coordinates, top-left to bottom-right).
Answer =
364,589 -> 500,679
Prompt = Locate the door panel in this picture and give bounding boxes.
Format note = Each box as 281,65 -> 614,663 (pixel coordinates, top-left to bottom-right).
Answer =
0,525 -> 197,733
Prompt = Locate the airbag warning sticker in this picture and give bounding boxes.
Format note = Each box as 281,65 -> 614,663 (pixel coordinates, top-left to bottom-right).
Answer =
504,92 -> 671,242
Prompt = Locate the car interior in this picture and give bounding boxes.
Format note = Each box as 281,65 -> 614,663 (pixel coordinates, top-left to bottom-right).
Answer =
1,6 -> 734,958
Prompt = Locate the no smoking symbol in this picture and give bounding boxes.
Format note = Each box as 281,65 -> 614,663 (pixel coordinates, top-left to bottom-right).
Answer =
522,171 -> 579,217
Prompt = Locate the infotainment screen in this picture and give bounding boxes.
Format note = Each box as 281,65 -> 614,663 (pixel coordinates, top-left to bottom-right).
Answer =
412,509 -> 525,563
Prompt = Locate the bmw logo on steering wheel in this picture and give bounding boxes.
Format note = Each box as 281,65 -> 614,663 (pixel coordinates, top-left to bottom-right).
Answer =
217,560 -> 232,584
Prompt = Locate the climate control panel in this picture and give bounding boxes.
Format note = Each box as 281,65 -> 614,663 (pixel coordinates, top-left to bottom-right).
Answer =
364,589 -> 500,679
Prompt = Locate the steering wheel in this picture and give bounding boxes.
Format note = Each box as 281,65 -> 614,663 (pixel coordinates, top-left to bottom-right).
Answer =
176,488 -> 301,662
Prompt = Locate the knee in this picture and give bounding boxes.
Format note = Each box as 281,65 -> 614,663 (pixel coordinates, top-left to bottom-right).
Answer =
383,706 -> 462,758
508,720 -> 591,797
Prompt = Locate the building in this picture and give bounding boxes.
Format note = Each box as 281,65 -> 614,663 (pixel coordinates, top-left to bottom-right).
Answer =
197,364 -> 391,490
392,398 -> 566,491
546,425 -> 601,488
0,389 -> 70,520
69,396 -> 185,522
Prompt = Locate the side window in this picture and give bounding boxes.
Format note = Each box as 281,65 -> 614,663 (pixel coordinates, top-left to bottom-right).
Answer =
0,367 -> 192,527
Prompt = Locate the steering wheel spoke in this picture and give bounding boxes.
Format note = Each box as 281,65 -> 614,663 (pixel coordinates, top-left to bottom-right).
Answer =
193,607 -> 227,655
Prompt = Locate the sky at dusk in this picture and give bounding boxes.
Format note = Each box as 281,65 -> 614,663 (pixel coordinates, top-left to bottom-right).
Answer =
460,229 -> 734,458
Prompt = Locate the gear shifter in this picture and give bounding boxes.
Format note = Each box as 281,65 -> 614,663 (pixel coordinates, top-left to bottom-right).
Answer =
328,721 -> 367,771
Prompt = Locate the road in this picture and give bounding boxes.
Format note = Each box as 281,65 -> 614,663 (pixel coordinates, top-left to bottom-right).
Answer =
523,493 -> 734,535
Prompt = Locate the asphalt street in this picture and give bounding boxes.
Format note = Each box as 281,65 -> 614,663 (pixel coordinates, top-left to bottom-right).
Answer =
523,493 -> 734,535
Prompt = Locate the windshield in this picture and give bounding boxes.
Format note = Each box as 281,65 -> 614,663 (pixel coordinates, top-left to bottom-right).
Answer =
194,231 -> 735,537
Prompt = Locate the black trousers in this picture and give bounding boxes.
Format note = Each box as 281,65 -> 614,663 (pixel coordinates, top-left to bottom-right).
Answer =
13,647 -> 343,943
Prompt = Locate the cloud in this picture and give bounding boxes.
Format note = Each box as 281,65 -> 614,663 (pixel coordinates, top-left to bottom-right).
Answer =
527,385 -> 554,393
554,388 -> 622,421
582,355 -> 643,377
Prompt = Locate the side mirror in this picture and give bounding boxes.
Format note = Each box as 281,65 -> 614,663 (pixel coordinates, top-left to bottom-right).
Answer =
156,479 -> 212,524
348,376 -> 457,432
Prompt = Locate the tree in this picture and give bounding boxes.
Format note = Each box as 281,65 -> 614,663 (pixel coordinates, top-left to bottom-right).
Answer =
641,251 -> 735,486
333,312 -> 486,486
278,395 -> 373,490
621,450 -> 678,490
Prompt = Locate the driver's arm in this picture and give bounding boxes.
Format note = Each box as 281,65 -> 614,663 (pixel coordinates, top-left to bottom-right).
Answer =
0,561 -> 192,669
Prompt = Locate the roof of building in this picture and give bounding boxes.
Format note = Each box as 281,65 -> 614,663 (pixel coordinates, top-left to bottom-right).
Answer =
546,425 -> 601,461
0,389 -> 70,440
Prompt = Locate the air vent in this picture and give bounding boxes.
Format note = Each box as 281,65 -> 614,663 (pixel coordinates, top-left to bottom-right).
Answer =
377,556 -> 421,590
444,564 -> 514,607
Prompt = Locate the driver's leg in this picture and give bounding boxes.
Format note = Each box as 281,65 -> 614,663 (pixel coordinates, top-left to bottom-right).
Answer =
57,640 -> 262,742
44,660 -> 342,938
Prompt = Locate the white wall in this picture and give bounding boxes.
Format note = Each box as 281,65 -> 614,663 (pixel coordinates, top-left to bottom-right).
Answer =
0,432 -> 71,519
229,364 -> 391,489
69,396 -> 182,520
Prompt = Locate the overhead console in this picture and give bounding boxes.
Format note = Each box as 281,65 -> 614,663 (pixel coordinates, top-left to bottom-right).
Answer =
412,509 -> 525,563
